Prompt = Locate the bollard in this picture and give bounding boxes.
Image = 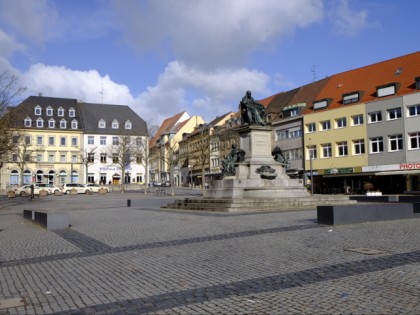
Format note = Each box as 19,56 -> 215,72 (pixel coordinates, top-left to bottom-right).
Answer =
127,199 -> 131,207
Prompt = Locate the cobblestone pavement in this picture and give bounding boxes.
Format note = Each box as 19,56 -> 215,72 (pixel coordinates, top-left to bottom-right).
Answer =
0,193 -> 419,314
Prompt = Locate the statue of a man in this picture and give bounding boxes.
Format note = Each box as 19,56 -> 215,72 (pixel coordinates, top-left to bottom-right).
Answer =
240,90 -> 266,126
221,144 -> 246,177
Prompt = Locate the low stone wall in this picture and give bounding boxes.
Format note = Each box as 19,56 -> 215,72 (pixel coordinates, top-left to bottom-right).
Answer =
23,209 -> 70,230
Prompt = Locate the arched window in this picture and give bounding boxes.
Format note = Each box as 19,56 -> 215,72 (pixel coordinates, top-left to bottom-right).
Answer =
71,119 -> 78,129
34,105 -> 42,115
60,119 -> 67,129
48,118 -> 56,128
36,117 -> 44,128
10,170 -> 19,185
58,107 -> 65,116
24,117 -> 32,127
69,107 -> 75,117
46,106 -> 53,116
23,170 -> 32,184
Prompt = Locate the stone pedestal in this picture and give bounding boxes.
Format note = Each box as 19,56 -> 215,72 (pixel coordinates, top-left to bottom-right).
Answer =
205,125 -> 308,200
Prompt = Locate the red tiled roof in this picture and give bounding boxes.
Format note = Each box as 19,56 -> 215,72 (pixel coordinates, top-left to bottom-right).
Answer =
302,51 -> 420,115
149,111 -> 187,147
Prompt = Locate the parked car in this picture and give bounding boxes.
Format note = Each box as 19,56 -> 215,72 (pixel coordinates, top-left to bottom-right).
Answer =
61,183 -> 90,195
152,182 -> 162,187
15,185 -> 40,196
85,183 -> 110,193
38,183 -> 61,194
162,181 -> 171,187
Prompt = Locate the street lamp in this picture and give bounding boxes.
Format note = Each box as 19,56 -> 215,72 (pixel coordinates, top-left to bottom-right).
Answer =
188,164 -> 193,189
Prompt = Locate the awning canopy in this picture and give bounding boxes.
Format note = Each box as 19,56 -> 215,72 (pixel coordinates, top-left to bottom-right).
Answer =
375,170 -> 420,176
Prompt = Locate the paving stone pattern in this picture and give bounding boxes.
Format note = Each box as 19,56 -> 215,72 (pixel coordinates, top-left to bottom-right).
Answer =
0,194 -> 419,314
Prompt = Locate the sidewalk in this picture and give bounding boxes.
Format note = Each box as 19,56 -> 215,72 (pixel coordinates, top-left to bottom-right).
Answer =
0,193 -> 419,314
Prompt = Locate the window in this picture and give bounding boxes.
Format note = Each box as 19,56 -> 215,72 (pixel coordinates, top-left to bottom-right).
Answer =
36,153 -> 43,162
284,148 -> 302,160
335,117 -> 347,128
416,77 -> 420,90
88,136 -> 94,145
277,130 -> 289,140
48,136 -> 55,146
307,145 -> 317,159
112,153 -> 119,163
24,154 -> 31,162
36,118 -> 44,127
34,105 -> 42,115
24,117 -> 32,127
342,92 -> 359,105
60,119 -> 67,129
313,99 -> 329,110
408,132 -> 420,150
289,127 -> 302,138
389,134 -> 403,151
370,137 -> 384,153
112,136 -> 119,145
112,119 -> 119,129
377,84 -> 396,97
48,118 -> 55,128
69,108 -> 75,117
290,109 -> 298,117
100,136 -> 106,145
87,153 -> 95,163
351,115 -> 364,126
13,135 -> 19,144
320,120 -> 331,131
136,155 -> 142,164
98,119 -> 106,128
71,119 -> 78,129
387,108 -> 402,120
368,111 -> 382,123
136,137 -> 143,146
306,123 -> 316,133
100,153 -> 107,163
336,141 -> 348,157
408,104 -> 420,117
353,139 -> 365,155
60,154 -> 66,163
71,154 -> 77,163
12,154 -> 18,162
125,120 -> 132,129
46,106 -> 53,116
58,107 -> 64,116
48,153 -> 55,163
321,143 -> 332,158
37,136 -> 43,145
71,137 -> 77,147
24,135 -> 31,145
60,136 -> 66,146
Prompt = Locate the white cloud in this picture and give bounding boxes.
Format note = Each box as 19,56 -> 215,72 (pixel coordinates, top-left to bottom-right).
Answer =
328,0 -> 369,37
134,61 -> 271,123
112,0 -> 324,68
21,64 -> 134,105
0,0 -> 58,45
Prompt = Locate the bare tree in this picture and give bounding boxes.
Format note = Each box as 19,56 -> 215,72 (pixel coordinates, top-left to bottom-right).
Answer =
106,135 -> 143,193
78,147 -> 97,184
10,132 -> 35,185
0,71 -> 26,162
160,139 -> 179,196
190,124 -> 211,191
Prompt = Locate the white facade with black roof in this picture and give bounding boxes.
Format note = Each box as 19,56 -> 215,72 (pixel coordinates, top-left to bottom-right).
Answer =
78,102 -> 148,185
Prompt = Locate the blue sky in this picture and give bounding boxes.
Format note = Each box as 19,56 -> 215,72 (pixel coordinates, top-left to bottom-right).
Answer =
0,0 -> 418,126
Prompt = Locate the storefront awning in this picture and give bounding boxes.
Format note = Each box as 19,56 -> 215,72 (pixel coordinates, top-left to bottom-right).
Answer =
376,170 -> 420,176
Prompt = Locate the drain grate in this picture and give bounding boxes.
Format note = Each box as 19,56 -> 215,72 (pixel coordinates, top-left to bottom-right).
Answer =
344,247 -> 387,255
0,298 -> 26,310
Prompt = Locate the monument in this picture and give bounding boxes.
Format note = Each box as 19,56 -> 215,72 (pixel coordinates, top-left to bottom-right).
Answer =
166,91 -> 355,212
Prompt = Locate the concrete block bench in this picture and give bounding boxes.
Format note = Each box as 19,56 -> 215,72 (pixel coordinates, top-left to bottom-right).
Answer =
317,203 -> 414,225
23,209 -> 70,230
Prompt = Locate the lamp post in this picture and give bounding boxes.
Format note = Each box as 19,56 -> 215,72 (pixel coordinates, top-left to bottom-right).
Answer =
309,138 -> 314,195
188,164 -> 193,189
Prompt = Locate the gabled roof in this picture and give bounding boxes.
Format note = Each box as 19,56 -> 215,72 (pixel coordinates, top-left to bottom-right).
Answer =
302,51 -> 420,115
208,112 -> 235,126
149,111 -> 189,147
78,102 -> 147,136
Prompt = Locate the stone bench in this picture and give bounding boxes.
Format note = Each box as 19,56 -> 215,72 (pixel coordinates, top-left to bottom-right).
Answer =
23,209 -> 70,230
317,203 -> 415,225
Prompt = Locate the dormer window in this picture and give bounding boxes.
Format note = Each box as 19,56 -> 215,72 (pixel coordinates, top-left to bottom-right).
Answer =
24,117 -> 32,127
313,99 -> 330,110
34,105 -> 42,115
58,107 -> 65,116
36,117 -> 44,127
48,118 -> 55,128
415,77 -> 420,90
71,119 -> 78,129
343,91 -> 360,104
69,108 -> 75,117
377,83 -> 397,98
98,119 -> 106,128
125,120 -> 132,129
112,119 -> 119,129
60,119 -> 67,129
46,106 -> 53,116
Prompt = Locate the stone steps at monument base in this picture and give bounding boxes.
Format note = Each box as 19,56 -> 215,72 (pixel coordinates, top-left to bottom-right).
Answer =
164,196 -> 357,212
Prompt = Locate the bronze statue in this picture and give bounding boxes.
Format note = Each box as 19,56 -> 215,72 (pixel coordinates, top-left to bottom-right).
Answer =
272,146 -> 288,165
240,90 -> 266,126
221,144 -> 245,177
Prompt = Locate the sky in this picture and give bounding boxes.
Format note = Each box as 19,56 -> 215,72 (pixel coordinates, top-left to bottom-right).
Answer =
0,0 -> 418,127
